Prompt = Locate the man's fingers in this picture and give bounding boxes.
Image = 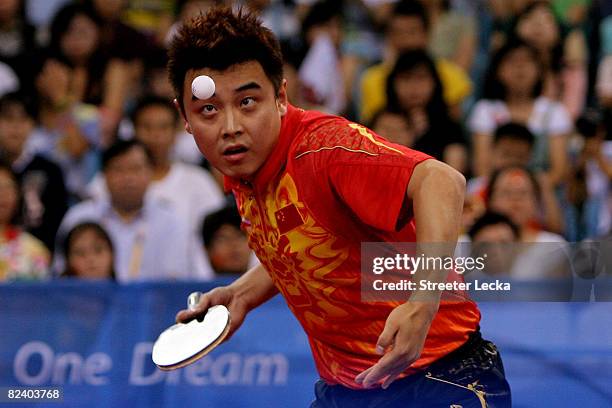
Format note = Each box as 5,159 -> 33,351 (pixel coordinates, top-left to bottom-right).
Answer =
360,352 -> 402,388
175,297 -> 211,323
381,369 -> 403,389
354,366 -> 374,385
175,308 -> 199,323
376,322 -> 397,354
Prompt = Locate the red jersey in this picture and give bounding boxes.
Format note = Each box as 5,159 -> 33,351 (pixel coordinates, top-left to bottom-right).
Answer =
225,105 -> 480,389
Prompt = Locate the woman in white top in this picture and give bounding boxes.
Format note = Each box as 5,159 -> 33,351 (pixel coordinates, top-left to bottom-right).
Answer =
468,38 -> 571,186
512,1 -> 588,121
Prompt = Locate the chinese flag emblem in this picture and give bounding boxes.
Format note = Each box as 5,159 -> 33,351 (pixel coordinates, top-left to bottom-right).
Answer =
275,204 -> 304,234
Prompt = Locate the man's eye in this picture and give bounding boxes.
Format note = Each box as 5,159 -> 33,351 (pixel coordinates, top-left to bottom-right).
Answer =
201,104 -> 216,114
241,97 -> 255,107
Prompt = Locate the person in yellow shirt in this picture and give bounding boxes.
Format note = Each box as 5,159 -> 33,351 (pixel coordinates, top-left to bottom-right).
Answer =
360,0 -> 472,123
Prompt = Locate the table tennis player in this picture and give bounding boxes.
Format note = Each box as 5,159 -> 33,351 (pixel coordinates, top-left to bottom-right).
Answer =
170,7 -> 511,407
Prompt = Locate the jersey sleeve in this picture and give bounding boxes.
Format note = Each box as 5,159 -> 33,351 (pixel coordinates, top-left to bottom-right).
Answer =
320,122 -> 432,232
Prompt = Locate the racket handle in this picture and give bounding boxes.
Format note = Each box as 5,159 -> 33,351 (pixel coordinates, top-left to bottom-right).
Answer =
187,291 -> 203,311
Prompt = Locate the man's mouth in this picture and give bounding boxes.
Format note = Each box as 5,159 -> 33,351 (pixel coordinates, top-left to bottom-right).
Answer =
222,145 -> 249,162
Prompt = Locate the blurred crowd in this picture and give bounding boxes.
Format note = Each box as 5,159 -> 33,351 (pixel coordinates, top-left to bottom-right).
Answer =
0,0 -> 610,283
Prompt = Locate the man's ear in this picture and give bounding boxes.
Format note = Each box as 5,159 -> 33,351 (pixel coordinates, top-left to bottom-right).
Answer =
277,79 -> 289,116
174,98 -> 192,134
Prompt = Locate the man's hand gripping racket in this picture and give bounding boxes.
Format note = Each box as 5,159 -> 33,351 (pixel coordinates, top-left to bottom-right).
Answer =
152,286 -> 248,370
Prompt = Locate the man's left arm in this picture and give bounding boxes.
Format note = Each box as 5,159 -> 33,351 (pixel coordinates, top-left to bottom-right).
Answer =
355,159 -> 466,389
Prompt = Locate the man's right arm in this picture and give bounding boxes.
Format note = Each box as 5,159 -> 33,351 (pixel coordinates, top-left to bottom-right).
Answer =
176,263 -> 279,339
230,262 -> 279,310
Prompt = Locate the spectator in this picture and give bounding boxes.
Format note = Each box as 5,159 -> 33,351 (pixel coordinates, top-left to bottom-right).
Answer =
85,0 -> 152,64
369,109 -> 414,147
122,0 -> 176,45
360,0 -> 472,122
600,2 -> 612,56
467,122 -> 535,195
469,210 -> 520,243
512,0 -> 588,120
28,4 -> 116,200
386,50 -> 468,173
487,0 -> 536,51
0,0 -> 38,97
467,211 -> 520,277
55,140 -> 192,282
40,3 -> 131,142
140,49 -> 204,165
487,166 -> 565,243
202,206 -> 251,276
0,162 -> 50,282
468,38 -> 571,186
551,0 -> 591,27
61,222 -> 115,280
298,0 -> 346,114
280,39 -> 307,110
485,166 -> 570,280
85,0 -> 155,107
463,122 -> 570,234
164,0 -> 222,47
88,96 -> 225,279
30,57 -> 101,201
567,112 -> 612,239
0,92 -> 68,251
142,47 -> 175,100
256,0 -> 302,42
421,0 -> 478,73
596,51 -> 612,132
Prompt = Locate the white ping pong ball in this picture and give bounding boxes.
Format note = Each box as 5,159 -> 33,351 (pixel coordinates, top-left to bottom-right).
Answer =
191,75 -> 215,100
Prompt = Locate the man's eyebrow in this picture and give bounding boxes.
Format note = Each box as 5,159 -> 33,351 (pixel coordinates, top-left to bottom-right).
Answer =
192,93 -> 215,101
189,82 -> 261,100
235,82 -> 261,92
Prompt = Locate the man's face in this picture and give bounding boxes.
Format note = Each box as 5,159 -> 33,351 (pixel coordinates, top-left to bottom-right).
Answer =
180,61 -> 287,180
394,65 -> 435,111
104,146 -> 152,213
134,105 -> 177,164
472,223 -> 518,276
387,16 -> 428,52
0,105 -> 34,158
207,224 -> 251,274
492,138 -> 532,169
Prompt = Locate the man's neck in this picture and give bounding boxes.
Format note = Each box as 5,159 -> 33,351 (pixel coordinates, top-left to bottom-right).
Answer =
113,206 -> 143,223
506,93 -> 533,105
152,162 -> 172,181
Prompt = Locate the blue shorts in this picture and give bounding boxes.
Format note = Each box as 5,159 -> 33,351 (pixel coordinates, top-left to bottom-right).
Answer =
310,330 -> 511,408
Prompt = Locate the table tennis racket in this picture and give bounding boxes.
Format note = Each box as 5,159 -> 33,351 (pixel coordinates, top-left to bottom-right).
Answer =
152,292 -> 231,370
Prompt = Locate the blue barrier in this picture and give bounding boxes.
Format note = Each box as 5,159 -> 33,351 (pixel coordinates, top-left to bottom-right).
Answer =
1,281 -> 611,407
0,281 -> 317,408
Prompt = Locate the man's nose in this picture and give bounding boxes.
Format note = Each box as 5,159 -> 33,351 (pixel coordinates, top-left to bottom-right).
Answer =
221,108 -> 243,138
